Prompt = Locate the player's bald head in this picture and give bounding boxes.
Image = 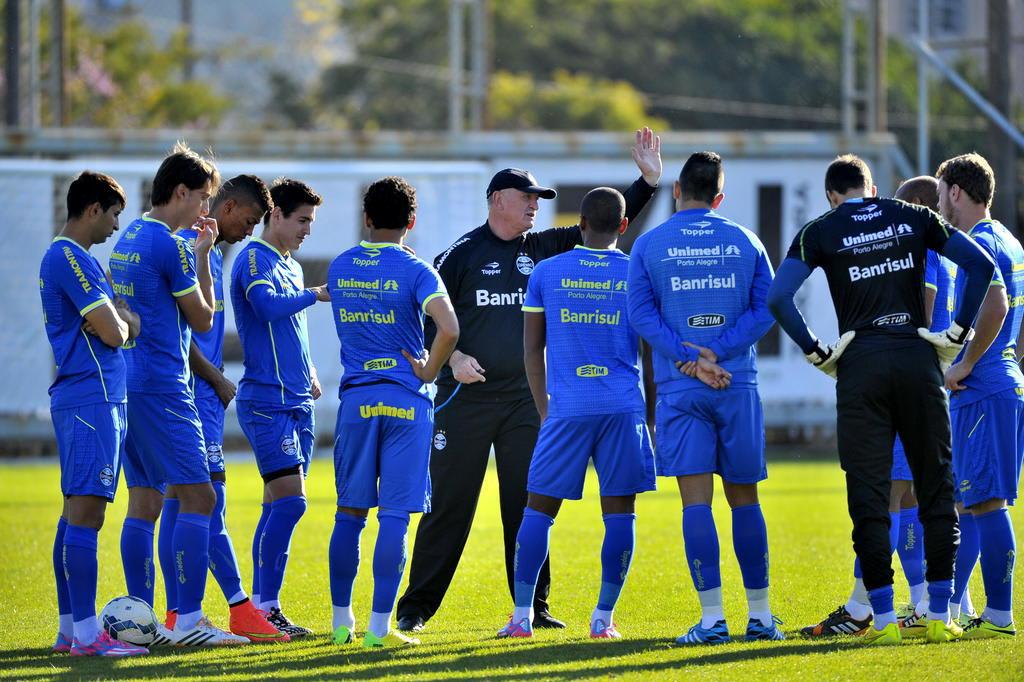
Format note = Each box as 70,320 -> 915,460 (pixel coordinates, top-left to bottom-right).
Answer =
580,187 -> 625,233
895,176 -> 939,212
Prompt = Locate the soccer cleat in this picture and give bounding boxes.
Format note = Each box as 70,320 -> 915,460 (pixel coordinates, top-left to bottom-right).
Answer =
496,616 -> 533,639
266,606 -> 312,639
332,625 -> 354,645
70,631 -> 149,657
860,622 -> 902,646
165,610 -> 177,630
962,617 -> 1016,640
925,618 -> 963,643
230,602 -> 289,643
363,630 -> 419,648
590,619 -> 621,639
745,616 -> 786,641
162,617 -> 249,646
675,620 -> 730,646
52,632 -> 73,653
897,610 -> 927,639
800,605 -> 871,638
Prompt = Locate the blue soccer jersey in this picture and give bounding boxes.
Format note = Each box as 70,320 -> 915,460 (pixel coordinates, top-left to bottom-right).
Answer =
39,237 -> 127,409
109,216 -> 200,395
327,241 -> 448,399
230,238 -> 316,406
952,219 -> 1024,404
627,208 -> 775,392
522,246 -> 643,418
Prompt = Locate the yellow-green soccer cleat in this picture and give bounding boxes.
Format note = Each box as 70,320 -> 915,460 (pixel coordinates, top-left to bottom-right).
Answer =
332,625 -> 354,645
363,630 -> 420,648
961,618 -> 1016,640
898,611 -> 927,639
925,618 -> 963,643
861,622 -> 902,646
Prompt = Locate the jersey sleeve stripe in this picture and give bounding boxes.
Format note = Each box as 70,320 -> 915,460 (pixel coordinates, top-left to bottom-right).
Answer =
79,296 -> 109,316
420,291 -> 447,313
173,283 -> 199,298
521,305 -> 544,312
245,279 -> 274,298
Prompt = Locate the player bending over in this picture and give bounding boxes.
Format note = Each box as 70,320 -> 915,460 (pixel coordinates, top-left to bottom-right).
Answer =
42,172 -> 147,656
497,187 -> 656,640
327,177 -> 458,648
230,178 -> 330,638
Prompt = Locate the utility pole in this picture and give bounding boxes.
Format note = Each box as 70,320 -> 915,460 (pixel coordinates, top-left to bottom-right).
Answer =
987,0 -> 1016,229
5,0 -> 21,127
50,0 -> 66,126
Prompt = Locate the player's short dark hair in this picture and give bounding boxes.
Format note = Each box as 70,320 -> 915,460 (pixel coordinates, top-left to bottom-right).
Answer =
894,176 -> 939,212
678,151 -> 724,204
935,153 -> 995,208
267,178 -> 322,224
825,154 -> 873,195
66,171 -> 127,219
579,187 -> 625,234
150,141 -> 220,207
213,174 -> 272,216
363,176 -> 417,231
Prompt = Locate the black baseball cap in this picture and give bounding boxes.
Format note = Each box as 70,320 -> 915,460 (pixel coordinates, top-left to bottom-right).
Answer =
486,168 -> 557,199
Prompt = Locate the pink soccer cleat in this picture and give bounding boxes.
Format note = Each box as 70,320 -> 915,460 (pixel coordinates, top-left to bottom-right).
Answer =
70,631 -> 149,657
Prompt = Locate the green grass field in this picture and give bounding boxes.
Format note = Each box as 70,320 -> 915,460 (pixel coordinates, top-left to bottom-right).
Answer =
2,456 -> 1023,681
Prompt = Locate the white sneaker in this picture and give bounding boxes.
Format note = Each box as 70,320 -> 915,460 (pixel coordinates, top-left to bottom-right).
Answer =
163,617 -> 249,646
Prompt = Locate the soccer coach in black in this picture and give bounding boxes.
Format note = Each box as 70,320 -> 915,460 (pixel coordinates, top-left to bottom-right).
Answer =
767,155 -> 994,644
396,128 -> 663,631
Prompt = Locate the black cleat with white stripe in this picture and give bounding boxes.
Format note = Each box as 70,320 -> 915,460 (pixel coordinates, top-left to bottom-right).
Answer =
800,605 -> 872,638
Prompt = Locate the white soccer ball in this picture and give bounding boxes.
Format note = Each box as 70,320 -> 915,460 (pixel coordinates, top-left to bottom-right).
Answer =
100,596 -> 158,646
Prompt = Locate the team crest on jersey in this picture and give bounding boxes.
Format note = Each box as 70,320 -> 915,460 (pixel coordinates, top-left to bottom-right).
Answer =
433,431 -> 447,451
206,444 -> 223,465
516,256 -> 535,275
281,436 -> 298,456
99,466 -> 115,488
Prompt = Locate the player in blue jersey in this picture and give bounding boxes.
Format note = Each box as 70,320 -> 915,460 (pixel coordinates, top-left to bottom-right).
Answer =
326,176 -> 459,649
230,178 -> 330,638
936,153 -> 1023,640
496,187 -> 656,641
112,144 -> 248,646
41,171 -> 148,657
168,175 -> 284,642
628,152 -> 782,645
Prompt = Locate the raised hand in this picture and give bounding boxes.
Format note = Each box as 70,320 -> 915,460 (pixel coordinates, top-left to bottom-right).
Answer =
632,126 -> 663,187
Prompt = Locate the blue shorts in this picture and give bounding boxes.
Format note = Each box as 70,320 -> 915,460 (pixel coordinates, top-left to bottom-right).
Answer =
334,384 -> 433,513
237,399 -> 315,478
123,393 -> 208,493
892,436 -> 912,481
655,386 -> 767,483
529,412 -> 656,500
194,389 -> 225,475
53,402 -> 126,501
951,390 -> 1024,507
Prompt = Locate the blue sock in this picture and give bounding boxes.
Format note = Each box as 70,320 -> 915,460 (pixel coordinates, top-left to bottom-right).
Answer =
208,481 -> 244,604
252,502 -> 271,601
173,512 -> 211,622
897,507 -> 926,589
158,498 -> 179,613
868,584 -> 895,626
371,510 -> 410,615
259,496 -> 307,605
597,513 -> 635,611
329,512 -> 367,609
63,525 -> 99,635
952,513 -> 980,607
512,508 -> 554,610
121,517 -> 155,605
927,578 -> 953,616
682,504 -> 721,592
975,508 -> 1016,613
53,518 -> 71,625
732,504 -> 769,590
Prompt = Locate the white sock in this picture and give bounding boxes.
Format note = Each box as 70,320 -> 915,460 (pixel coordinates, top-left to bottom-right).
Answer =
698,587 -> 724,629
962,589 -> 975,616
58,613 -> 74,638
845,598 -> 872,622
949,600 -> 962,620
73,616 -> 100,645
252,593 -> 261,610
591,608 -> 613,628
746,587 -> 772,626
368,611 -> 392,638
262,599 -> 281,610
512,606 -> 534,625
333,605 -> 355,631
175,609 -> 203,632
909,581 -> 926,605
227,590 -> 247,605
873,610 -> 896,629
983,607 -> 1013,628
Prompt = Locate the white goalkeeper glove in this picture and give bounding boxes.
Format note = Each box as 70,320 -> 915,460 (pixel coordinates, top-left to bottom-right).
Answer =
917,322 -> 974,372
805,331 -> 856,379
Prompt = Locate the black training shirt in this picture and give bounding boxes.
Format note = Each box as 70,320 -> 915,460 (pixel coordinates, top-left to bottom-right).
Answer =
427,176 -> 657,401
786,197 -> 954,339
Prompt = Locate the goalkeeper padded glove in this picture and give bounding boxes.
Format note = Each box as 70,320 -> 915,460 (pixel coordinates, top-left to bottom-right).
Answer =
805,331 -> 856,379
917,322 -> 974,372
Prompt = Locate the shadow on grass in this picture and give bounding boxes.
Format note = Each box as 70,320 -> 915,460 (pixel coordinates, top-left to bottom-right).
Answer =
3,636 -> 857,681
